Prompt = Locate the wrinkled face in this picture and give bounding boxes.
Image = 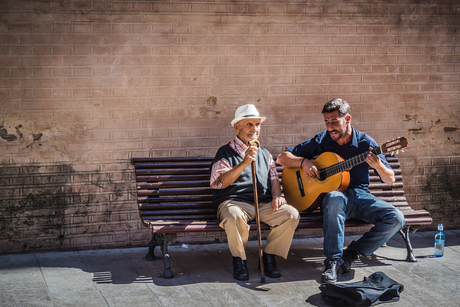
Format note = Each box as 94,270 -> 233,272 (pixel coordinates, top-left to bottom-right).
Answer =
324,110 -> 350,142
234,118 -> 261,145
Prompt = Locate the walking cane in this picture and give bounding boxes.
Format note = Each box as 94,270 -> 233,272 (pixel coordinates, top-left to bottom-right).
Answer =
248,140 -> 265,283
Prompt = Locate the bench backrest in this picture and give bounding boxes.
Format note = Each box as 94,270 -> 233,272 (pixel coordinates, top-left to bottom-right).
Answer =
131,156 -> 418,226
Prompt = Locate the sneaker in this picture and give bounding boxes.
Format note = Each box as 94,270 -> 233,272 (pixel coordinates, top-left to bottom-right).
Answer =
321,259 -> 340,284
341,249 -> 359,273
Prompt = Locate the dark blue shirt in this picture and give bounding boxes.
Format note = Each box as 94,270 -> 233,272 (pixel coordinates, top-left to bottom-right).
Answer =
285,128 -> 391,192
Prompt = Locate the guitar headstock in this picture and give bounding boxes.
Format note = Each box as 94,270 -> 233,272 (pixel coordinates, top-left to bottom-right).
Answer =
381,137 -> 409,155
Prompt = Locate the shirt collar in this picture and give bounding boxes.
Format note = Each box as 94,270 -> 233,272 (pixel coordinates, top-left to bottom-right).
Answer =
229,136 -> 249,157
350,127 -> 359,147
234,136 -> 248,148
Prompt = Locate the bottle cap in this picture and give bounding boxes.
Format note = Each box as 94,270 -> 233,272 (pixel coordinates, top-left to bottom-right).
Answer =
438,224 -> 443,231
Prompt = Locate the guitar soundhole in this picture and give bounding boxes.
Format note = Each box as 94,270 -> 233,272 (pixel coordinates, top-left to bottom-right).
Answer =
318,170 -> 327,181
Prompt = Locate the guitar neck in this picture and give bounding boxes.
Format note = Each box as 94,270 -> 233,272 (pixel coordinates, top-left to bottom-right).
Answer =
322,147 -> 382,178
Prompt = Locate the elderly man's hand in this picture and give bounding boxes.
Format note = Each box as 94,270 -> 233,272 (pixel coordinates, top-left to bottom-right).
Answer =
243,144 -> 258,165
271,195 -> 286,211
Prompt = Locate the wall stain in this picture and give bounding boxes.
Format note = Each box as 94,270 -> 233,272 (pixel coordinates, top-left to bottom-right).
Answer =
33,133 -> 43,141
0,164 -> 75,253
1,134 -> 17,141
423,165 -> 460,218
1,190 -> 69,252
0,162 -> 134,254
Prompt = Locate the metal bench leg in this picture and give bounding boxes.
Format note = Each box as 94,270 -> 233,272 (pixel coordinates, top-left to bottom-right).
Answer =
399,225 -> 417,262
145,232 -> 164,261
145,233 -> 176,278
160,234 -> 176,278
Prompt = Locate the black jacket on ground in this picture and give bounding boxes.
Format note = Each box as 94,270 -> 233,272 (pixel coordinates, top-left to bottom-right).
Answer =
319,271 -> 404,307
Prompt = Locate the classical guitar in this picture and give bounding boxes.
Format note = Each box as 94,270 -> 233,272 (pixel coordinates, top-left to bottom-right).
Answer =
281,137 -> 409,212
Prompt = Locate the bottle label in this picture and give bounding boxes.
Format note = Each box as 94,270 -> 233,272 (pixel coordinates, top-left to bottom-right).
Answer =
434,238 -> 444,256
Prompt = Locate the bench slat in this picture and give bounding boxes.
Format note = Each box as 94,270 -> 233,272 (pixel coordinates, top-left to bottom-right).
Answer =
138,195 -> 214,203
137,188 -> 213,196
144,219 -> 371,233
134,161 -> 213,169
139,208 -> 216,216
369,183 -> 403,189
135,168 -> 210,175
136,174 -> 210,182
136,181 -> 210,189
135,181 -> 402,190
132,157 -> 213,163
133,157 -> 400,164
138,189 -> 404,198
141,217 -> 218,221
138,202 -> 213,210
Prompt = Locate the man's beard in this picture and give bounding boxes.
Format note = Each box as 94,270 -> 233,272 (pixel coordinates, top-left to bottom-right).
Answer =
329,126 -> 348,141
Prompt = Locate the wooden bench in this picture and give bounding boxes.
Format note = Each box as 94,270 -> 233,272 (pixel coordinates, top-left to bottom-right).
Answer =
131,156 -> 432,278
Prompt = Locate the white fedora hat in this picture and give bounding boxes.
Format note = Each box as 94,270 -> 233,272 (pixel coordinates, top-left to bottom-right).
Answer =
231,104 -> 266,127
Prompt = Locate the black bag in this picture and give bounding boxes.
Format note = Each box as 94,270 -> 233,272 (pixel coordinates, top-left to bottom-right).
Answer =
319,271 -> 404,307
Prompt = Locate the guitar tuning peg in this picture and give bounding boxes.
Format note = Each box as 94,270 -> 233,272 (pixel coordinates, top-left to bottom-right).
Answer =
401,149 -> 404,153
396,150 -> 399,155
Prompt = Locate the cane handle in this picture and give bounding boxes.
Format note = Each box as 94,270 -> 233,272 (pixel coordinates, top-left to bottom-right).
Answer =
248,140 -> 260,148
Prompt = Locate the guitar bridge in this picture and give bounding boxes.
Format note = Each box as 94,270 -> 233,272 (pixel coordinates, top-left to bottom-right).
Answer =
295,170 -> 305,197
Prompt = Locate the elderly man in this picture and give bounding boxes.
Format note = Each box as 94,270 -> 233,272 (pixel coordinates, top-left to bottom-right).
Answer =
210,104 -> 300,281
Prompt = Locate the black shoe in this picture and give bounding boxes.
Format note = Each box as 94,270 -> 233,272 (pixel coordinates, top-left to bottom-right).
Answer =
232,257 -> 249,281
260,252 -> 281,278
341,249 -> 359,273
321,259 -> 340,284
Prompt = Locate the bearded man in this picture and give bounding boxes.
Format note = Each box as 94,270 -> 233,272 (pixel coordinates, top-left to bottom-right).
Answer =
277,98 -> 404,284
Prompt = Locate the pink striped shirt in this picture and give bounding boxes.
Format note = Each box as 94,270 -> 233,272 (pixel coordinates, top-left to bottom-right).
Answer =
210,137 -> 278,189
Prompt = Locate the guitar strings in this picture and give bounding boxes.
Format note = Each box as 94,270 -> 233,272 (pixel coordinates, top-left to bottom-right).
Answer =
323,151 -> 370,179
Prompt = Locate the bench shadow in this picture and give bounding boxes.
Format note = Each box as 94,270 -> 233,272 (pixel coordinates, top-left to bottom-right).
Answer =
0,241 -> 411,287
110,242 -> 395,287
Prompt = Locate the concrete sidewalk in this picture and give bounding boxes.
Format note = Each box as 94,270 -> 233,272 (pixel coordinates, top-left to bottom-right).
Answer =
1,229 -> 459,307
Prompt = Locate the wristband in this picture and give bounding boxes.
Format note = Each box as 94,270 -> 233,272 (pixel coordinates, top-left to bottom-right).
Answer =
300,158 -> 306,169
273,193 -> 281,197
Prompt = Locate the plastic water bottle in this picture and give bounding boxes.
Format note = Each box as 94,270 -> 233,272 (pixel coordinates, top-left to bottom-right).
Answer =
434,224 -> 445,257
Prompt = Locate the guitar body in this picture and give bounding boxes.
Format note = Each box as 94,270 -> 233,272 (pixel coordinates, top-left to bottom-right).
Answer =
281,136 -> 409,212
282,152 -> 350,212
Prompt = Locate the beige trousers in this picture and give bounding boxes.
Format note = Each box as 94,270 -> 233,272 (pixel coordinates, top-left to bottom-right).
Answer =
217,200 -> 300,260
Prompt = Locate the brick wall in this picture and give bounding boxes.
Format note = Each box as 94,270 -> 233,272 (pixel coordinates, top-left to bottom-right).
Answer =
0,0 -> 459,254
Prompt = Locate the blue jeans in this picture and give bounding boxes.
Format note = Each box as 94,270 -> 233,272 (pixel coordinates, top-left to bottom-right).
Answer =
321,188 -> 405,264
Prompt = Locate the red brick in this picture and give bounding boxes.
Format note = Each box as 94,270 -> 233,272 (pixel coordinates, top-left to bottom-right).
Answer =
141,55 -> 181,65
429,93 -> 458,101
93,24 -> 112,33
52,45 -> 71,55
248,4 -> 266,13
190,3 -> 206,12
21,56 -> 62,66
209,4 -> 228,13
260,36 -> 295,45
331,56 -> 363,65
295,56 -> 329,64
330,75 -> 362,84
103,35 -> 142,45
